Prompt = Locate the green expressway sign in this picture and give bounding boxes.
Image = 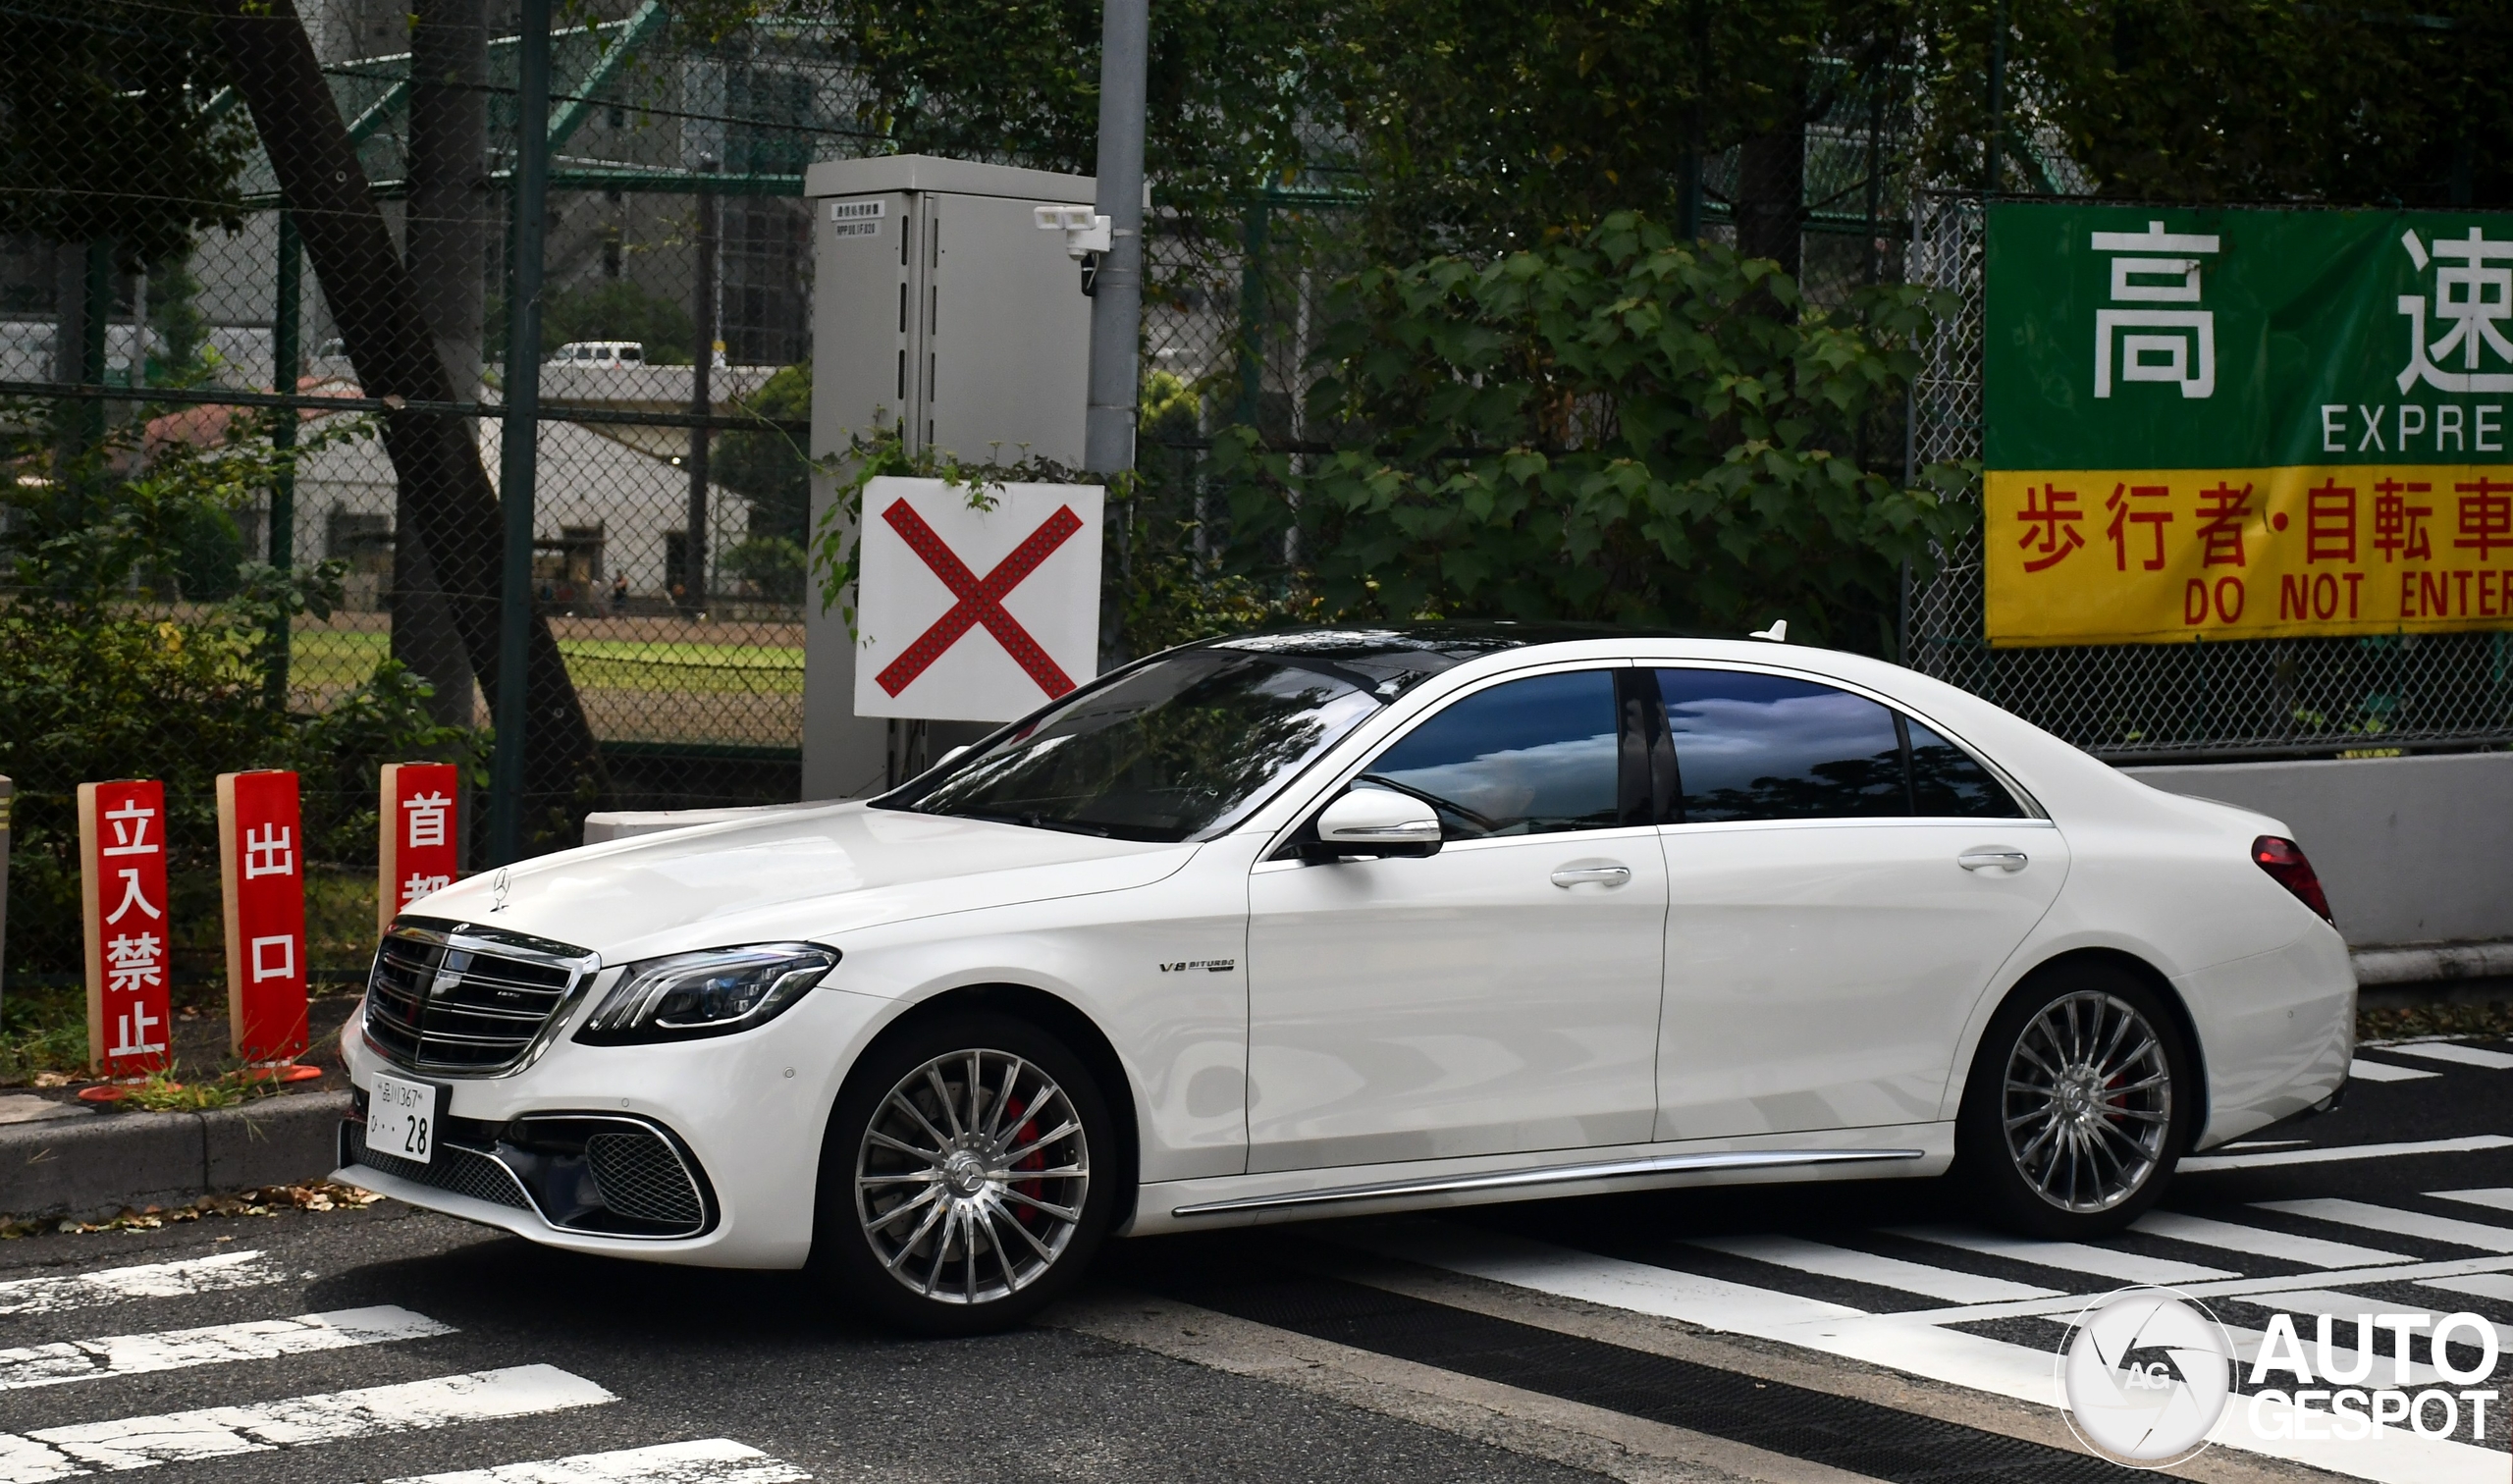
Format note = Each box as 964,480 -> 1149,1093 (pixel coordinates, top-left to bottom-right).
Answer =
1981,201 -> 2513,645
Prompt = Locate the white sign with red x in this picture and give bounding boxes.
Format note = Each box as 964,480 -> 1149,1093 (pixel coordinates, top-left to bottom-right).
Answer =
853,477 -> 1104,722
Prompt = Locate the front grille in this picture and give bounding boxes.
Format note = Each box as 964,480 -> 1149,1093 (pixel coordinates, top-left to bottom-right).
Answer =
342,1120 -> 534,1211
585,1128 -> 706,1227
364,920 -> 593,1075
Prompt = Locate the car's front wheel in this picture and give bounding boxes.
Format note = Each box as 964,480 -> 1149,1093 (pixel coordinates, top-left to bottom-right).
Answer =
813,1013 -> 1115,1334
1958,962 -> 2193,1239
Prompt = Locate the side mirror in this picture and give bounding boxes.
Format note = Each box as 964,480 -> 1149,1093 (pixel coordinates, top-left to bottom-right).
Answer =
1307,788 -> 1442,861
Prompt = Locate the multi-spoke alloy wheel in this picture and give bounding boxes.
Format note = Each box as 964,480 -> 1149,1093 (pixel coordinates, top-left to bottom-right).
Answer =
1961,967 -> 2189,1239
855,1049 -> 1091,1303
2001,990 -> 2172,1213
818,1014 -> 1112,1333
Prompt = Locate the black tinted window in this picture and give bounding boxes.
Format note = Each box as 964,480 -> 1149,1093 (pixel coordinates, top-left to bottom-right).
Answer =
1657,670 -> 1904,822
895,651 -> 1381,841
1907,718 -> 2023,818
1363,670 -> 1621,838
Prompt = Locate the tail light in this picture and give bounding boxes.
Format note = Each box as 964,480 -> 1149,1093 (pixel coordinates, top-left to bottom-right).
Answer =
2253,836 -> 2332,923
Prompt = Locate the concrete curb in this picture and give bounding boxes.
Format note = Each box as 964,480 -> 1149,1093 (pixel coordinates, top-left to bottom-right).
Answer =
1,1091 -> 347,1223
2354,940 -> 2513,987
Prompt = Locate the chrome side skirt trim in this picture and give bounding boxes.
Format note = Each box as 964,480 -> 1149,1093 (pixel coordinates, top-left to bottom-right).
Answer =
1170,1147 -> 1926,1218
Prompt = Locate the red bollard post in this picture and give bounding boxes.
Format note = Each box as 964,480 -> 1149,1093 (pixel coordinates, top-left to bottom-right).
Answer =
79,779 -> 171,1079
379,762 -> 461,935
218,769 -> 309,1065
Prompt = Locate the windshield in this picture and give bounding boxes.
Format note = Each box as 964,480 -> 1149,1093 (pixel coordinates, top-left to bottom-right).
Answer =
882,650 -> 1384,841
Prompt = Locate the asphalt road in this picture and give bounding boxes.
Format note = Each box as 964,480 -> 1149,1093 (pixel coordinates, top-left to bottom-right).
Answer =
4,1035 -> 2510,1484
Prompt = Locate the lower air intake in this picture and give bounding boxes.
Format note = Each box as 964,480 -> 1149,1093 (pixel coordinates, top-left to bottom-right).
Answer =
342,1121 -> 534,1212
586,1128 -> 707,1228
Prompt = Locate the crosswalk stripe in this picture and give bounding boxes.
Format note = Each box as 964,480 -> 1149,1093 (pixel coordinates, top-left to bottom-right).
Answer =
2418,1272 -> 2513,1303
1885,1225 -> 2239,1285
2181,1135 -> 2513,1172
2375,1042 -> 2513,1071
2128,1210 -> 2412,1267
2428,1187 -> 2513,1214
0,1254 -> 280,1319
0,1364 -> 615,1483
1344,1222 -> 1860,1330
0,1307 -> 450,1392
2347,1057 -> 2441,1083
1685,1235 -> 2060,1305
2255,1197 -> 2513,1253
384,1439 -> 811,1484
1343,1223 -> 2065,1402
1362,1221 -> 2512,1482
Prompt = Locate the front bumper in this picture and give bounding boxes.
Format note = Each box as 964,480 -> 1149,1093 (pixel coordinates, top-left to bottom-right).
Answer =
339,1102 -> 715,1236
338,982 -> 896,1268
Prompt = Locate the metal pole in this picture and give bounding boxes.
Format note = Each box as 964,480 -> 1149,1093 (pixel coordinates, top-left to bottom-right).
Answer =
489,0 -> 553,865
1681,0 -> 1705,241
266,211 -> 301,712
81,240 -> 110,448
0,774 -> 13,1018
1984,0 -> 2005,196
1862,85 -> 1885,286
685,157 -> 717,617
1083,0 -> 1148,476
1233,198 -> 1267,430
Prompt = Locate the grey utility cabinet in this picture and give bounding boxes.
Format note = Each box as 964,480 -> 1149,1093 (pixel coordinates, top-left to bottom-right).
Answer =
806,154 -> 1096,462
800,155 -> 1096,801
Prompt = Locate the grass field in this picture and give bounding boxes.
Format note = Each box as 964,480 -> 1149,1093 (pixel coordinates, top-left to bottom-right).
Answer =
289,628 -> 804,697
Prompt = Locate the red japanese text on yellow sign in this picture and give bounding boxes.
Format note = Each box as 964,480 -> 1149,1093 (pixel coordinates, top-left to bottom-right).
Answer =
219,769 -> 308,1063
1985,465 -> 2513,647
79,779 -> 171,1078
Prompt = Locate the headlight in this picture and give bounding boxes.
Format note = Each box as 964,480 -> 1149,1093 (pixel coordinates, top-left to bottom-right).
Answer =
573,943 -> 838,1045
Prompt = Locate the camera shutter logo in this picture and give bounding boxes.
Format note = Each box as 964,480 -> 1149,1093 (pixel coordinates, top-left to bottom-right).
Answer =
2059,1287 -> 2236,1465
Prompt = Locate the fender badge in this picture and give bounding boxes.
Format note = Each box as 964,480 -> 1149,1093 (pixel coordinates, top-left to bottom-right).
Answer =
1159,959 -> 1237,974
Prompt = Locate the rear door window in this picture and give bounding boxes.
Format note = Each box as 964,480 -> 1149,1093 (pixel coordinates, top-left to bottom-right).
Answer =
1906,718 -> 2025,819
1656,670 -> 1904,822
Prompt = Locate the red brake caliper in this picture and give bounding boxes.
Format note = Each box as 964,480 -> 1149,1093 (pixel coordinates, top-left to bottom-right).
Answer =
1003,1096 -> 1047,1232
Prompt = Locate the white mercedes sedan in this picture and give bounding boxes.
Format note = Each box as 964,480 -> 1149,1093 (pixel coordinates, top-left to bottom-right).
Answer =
338,626 -> 2354,1333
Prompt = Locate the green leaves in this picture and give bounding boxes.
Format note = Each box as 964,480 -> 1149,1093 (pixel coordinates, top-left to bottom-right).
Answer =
1213,213 -> 1973,649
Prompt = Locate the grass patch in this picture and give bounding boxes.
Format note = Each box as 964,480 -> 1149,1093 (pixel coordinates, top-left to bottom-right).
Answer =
286,629 -> 802,697
0,985 -> 88,1085
114,1063 -> 279,1111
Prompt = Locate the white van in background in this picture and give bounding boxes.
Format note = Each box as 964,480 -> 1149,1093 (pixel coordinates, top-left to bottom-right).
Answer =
550,341 -> 646,367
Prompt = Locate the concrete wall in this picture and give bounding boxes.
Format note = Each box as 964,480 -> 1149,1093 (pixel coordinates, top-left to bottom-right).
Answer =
2126,752 -> 2513,949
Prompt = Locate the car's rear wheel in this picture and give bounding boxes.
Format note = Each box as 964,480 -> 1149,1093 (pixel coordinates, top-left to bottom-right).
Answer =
813,1013 -> 1115,1335
1958,962 -> 2193,1239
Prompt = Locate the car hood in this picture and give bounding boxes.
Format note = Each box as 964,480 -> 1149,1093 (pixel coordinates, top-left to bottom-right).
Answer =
404,801 -> 1198,963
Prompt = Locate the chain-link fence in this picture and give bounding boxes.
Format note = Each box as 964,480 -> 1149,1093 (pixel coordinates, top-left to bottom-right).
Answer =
2,0 -> 874,997
1904,191 -> 2513,764
10,0 -> 2508,1020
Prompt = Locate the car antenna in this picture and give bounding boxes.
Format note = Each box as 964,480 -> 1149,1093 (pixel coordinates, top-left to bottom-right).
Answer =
1749,619 -> 1788,643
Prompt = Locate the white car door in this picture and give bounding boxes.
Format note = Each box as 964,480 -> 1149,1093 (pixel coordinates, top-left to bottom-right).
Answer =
1246,666 -> 1670,1172
1647,667 -> 2067,1141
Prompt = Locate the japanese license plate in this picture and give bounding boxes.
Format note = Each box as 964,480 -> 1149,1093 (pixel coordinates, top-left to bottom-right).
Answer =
367,1071 -> 444,1166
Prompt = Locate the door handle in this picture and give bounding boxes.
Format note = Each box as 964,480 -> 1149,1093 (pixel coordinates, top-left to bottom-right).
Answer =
1550,865 -> 1632,888
1958,849 -> 2029,874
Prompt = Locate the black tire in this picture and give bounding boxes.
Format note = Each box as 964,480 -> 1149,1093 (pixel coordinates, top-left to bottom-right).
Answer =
812,1012 -> 1118,1336
1957,960 -> 2195,1240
